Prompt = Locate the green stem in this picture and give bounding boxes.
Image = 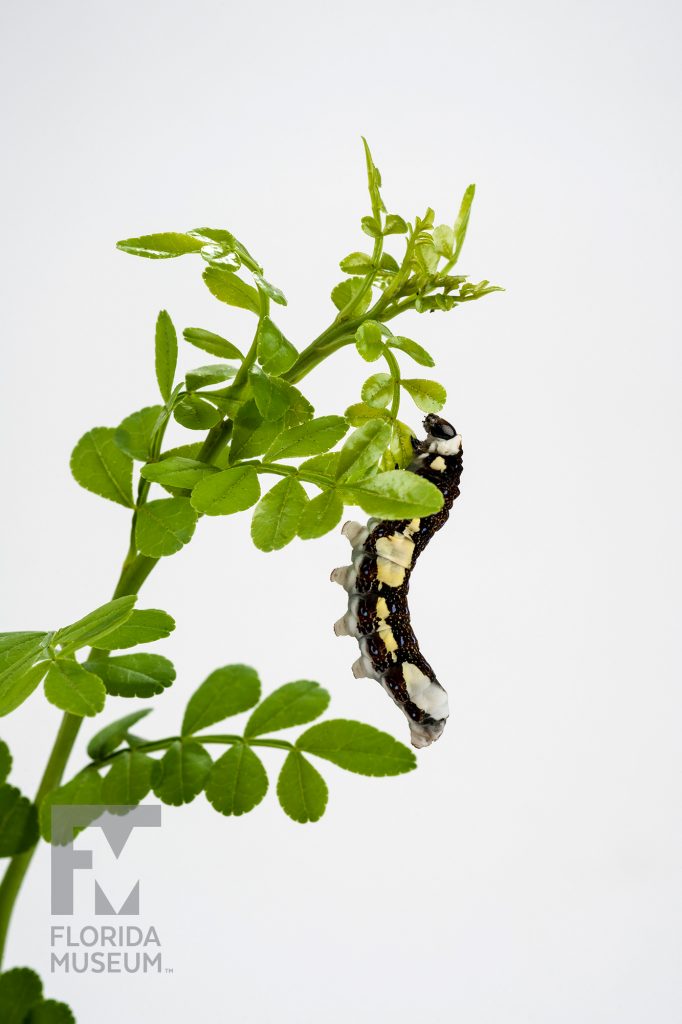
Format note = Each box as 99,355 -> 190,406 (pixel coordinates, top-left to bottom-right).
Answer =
0,713 -> 82,966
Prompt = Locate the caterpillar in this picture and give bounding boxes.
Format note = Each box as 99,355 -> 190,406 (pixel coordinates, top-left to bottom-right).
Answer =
331,413 -> 463,749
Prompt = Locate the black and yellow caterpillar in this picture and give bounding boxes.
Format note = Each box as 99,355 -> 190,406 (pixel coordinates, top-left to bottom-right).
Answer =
331,414 -> 463,748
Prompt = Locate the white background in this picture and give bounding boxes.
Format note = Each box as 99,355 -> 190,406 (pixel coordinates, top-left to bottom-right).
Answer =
1,1 -> 680,1021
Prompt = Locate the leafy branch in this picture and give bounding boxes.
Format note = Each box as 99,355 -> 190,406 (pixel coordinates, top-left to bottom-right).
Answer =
0,140 -> 500,1017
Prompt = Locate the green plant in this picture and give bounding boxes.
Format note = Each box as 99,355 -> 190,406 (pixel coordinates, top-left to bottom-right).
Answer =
0,140 -> 500,1019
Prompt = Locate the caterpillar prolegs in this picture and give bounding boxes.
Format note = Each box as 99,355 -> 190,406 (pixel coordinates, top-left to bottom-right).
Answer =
331,414 -> 463,749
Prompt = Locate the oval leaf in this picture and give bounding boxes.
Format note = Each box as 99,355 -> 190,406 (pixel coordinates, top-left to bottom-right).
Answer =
140,457 -> 216,490
135,498 -> 198,557
44,662 -> 106,718
257,317 -> 297,376
0,662 -> 49,718
54,596 -> 137,654
87,709 -> 153,760
342,469 -> 444,518
102,751 -> 158,806
335,420 -> 392,484
296,719 -> 417,776
155,310 -> 177,403
251,372 -> 297,422
153,740 -> 212,805
264,416 -> 348,462
205,744 -> 268,816
70,427 -> 134,508
0,739 -> 11,785
400,378 -> 447,413
251,477 -> 307,552
185,363 -> 237,391
191,466 -> 260,516
0,967 -> 43,1023
245,681 -> 330,737
173,394 -> 222,430
203,267 -> 260,314
116,232 -> 204,259
182,664 -> 261,735
298,489 -> 343,540
115,405 -> 164,461
361,373 -> 392,410
85,654 -> 175,698
182,327 -> 244,360
39,768 -> 103,843
26,999 -> 76,1023
277,750 -> 328,824
389,337 -> 435,367
92,609 -> 175,651
0,784 -> 39,856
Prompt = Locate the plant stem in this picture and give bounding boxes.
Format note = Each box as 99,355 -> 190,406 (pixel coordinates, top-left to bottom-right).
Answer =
0,541 -> 160,967
0,712 -> 82,966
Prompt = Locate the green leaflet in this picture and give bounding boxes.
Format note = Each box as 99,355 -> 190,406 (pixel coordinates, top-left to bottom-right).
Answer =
339,252 -> 373,275
341,469 -> 444,518
251,477 -> 307,552
87,709 -> 153,760
298,490 -> 343,539
228,401 -> 287,463
256,317 -> 297,376
44,661 -> 106,718
174,393 -> 222,430
388,336 -> 435,367
182,327 -> 244,360
296,719 -> 417,776
384,213 -> 407,235
114,405 -> 164,461
0,633 -> 51,710
0,784 -> 39,856
25,999 -> 76,1023
361,373 -> 393,410
251,371 -> 311,423
185,364 -> 237,391
453,183 -> 476,262
191,466 -> 260,516
277,751 -> 328,824
354,321 -> 384,362
153,741 -> 212,805
116,232 -> 205,259
0,739 -> 10,784
331,278 -> 372,315
39,768 -> 103,844
244,681 -> 330,737
182,664 -> 261,735
0,662 -> 49,718
0,967 -> 44,1024
205,745 -> 268,817
155,310 -> 177,403
102,751 -> 158,807
54,595 -> 137,654
141,457 -> 217,490
253,273 -> 287,306
135,498 -> 198,557
335,420 -> 392,484
400,378 -> 447,413
70,427 -> 134,508
298,452 -> 340,479
92,609 -> 176,650
85,654 -> 175,698
203,267 -> 260,314
264,416 -> 347,462
344,402 -> 389,427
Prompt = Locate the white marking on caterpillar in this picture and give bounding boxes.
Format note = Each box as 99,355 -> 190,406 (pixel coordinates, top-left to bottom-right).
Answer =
332,415 -> 464,748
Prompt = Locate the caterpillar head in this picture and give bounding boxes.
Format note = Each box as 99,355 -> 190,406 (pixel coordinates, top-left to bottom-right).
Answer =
424,414 -> 462,456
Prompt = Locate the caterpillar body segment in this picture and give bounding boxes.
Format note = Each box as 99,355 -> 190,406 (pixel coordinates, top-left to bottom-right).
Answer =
332,414 -> 463,749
